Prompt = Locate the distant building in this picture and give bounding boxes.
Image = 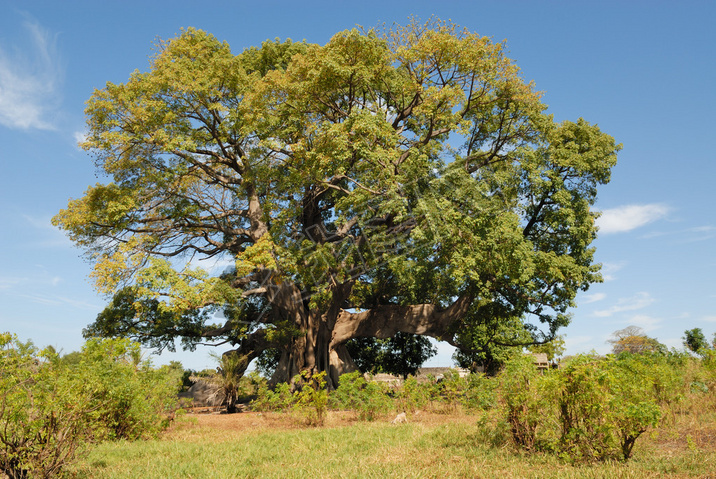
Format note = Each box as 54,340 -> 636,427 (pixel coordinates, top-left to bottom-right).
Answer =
532,353 -> 550,371
368,367 -> 471,385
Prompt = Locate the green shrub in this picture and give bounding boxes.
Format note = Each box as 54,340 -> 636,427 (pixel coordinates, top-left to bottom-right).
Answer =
77,337 -> 181,440
701,349 -> 716,391
436,370 -> 465,412
556,354 -> 661,462
251,371 -> 331,424
251,382 -> 294,412
292,371 -> 328,426
557,355 -> 619,461
493,353 -> 681,462
498,354 -> 554,451
0,334 -> 92,478
396,376 -> 431,412
473,409 -> 511,448
331,372 -> 392,420
615,352 -> 684,407
0,334 -> 180,478
461,372 -> 498,411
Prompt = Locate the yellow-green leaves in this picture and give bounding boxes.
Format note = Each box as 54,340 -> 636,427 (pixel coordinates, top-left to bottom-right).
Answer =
235,234 -> 278,278
56,20 -> 619,360
91,250 -> 134,295
132,258 -> 239,316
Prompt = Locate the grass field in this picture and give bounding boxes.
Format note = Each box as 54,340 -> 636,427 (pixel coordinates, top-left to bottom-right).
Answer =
69,408 -> 715,479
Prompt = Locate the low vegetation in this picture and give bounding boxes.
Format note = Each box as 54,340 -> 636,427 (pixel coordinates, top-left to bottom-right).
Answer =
2,332 -> 715,477
72,370 -> 716,478
0,334 -> 181,478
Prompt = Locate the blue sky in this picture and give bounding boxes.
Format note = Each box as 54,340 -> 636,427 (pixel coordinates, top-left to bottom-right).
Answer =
1,0 -> 714,371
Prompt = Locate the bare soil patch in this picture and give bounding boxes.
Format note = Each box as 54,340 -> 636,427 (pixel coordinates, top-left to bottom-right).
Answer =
166,409 -> 477,438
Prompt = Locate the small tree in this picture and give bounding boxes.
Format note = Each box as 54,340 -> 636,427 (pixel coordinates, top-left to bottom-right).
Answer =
683,328 -> 715,357
207,351 -> 248,412
292,371 -> 328,426
608,326 -> 666,355
78,337 -> 181,440
498,354 -> 552,450
0,334 -> 181,479
556,355 -> 661,462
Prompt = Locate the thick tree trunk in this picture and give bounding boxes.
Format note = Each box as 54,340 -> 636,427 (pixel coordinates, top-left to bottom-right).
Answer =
266,289 -> 474,389
269,331 -> 358,388
268,281 -> 360,388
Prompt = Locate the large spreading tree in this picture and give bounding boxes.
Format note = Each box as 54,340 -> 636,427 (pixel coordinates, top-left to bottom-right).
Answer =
54,20 -> 619,387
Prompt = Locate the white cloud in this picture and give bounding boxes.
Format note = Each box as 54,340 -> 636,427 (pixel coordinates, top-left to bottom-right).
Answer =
23,214 -> 55,230
689,226 -> 715,234
73,130 -> 87,146
642,225 -> 715,242
596,204 -> 670,234
1,265 -> 63,291
581,293 -> 606,304
599,262 -> 625,282
593,292 -> 654,318
0,17 -> 63,130
682,225 -> 716,243
701,316 -> 716,323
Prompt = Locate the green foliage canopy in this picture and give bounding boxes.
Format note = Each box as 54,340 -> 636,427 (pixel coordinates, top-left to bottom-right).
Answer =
683,327 -> 716,357
53,19 -> 619,385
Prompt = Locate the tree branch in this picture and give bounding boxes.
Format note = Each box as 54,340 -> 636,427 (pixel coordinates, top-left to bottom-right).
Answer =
329,290 -> 475,349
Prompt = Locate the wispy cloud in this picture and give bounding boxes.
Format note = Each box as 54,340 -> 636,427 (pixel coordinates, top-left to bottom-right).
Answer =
13,292 -> 100,311
23,214 -> 56,230
73,130 -> 87,146
581,292 -> 606,304
599,262 -> 625,282
596,204 -> 670,235
593,292 -> 654,318
0,276 -> 27,291
22,214 -> 73,248
0,15 -> 63,130
0,268 -> 61,292
643,225 -> 715,243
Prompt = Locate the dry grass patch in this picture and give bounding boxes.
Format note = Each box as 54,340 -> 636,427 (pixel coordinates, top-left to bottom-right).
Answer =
68,401 -> 716,479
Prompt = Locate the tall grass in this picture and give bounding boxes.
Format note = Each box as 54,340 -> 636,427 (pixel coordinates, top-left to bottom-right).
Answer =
68,351 -> 716,479
70,409 -> 715,478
